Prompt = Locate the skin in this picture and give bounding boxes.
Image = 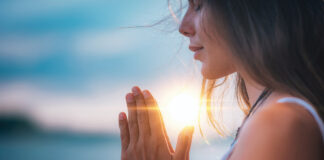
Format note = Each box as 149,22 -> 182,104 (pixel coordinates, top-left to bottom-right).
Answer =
118,0 -> 324,159
119,87 -> 194,160
179,0 -> 236,79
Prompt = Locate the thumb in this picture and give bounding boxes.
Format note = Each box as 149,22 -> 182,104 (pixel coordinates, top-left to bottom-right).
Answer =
173,126 -> 194,160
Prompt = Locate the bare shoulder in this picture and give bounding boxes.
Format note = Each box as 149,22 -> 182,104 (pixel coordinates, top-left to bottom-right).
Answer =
230,102 -> 324,160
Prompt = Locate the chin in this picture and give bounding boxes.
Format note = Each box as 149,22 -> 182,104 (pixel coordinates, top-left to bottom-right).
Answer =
201,64 -> 233,80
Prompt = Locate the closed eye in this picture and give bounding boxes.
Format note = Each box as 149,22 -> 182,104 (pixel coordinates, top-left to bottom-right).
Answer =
188,0 -> 202,11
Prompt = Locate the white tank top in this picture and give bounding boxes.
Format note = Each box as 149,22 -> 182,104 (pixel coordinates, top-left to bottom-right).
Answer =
221,97 -> 324,160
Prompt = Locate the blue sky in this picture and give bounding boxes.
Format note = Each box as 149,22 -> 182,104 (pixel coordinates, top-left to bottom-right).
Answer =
0,0 -> 183,85
0,0 -> 201,132
0,0 -> 191,90
0,0 -> 244,142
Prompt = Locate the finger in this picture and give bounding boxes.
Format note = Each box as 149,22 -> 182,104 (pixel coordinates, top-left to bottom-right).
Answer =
174,126 -> 194,160
186,127 -> 194,160
132,86 -> 151,137
143,90 -> 174,152
126,93 -> 139,143
160,107 -> 174,152
119,112 -> 130,152
142,90 -> 164,136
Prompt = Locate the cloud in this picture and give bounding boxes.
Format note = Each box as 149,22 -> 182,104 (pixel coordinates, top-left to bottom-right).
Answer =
0,72 -> 244,138
0,80 -> 131,134
0,34 -> 58,64
72,29 -> 148,57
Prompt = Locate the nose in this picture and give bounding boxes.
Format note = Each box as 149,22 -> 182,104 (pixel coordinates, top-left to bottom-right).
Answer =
178,13 -> 195,37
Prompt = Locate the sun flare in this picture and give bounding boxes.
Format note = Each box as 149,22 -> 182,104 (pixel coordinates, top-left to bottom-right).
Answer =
162,91 -> 200,127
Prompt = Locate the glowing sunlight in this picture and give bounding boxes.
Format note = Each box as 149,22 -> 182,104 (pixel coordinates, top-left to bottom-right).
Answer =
162,91 -> 200,128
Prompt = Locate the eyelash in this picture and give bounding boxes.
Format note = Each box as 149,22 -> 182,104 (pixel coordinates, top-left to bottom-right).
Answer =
189,0 -> 202,11
195,4 -> 201,11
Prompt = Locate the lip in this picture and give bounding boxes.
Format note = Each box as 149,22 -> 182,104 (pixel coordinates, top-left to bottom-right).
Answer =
189,45 -> 204,52
189,45 -> 204,60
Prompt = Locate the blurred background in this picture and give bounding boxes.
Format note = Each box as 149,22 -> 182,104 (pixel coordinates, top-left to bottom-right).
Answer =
0,0 -> 244,159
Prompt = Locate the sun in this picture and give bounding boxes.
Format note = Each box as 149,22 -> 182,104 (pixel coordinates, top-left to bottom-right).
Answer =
162,91 -> 200,127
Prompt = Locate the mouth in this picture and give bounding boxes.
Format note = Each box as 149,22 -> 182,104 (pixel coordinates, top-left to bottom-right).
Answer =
189,46 -> 204,52
189,45 -> 204,60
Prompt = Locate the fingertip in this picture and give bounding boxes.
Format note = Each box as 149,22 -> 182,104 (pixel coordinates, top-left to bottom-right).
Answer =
187,126 -> 194,134
181,126 -> 194,138
125,93 -> 134,102
143,90 -> 151,99
132,86 -> 141,95
187,127 -> 194,140
119,112 -> 127,121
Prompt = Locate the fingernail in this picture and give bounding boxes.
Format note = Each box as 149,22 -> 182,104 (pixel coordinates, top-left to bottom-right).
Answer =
119,112 -> 126,120
143,90 -> 150,99
132,86 -> 141,95
126,93 -> 134,102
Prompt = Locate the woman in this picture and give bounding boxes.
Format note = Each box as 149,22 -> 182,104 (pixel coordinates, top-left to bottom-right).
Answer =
118,0 -> 324,159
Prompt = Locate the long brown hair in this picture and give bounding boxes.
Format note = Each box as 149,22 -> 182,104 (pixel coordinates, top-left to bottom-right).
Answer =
197,0 -> 324,136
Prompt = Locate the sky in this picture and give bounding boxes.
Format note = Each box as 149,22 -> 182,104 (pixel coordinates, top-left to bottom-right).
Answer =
0,0 -> 244,141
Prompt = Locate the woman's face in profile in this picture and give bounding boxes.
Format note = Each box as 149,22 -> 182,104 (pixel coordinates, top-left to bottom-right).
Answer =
179,0 -> 236,79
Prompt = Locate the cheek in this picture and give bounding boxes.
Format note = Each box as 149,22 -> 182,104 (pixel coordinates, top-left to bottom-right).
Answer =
196,17 -> 236,79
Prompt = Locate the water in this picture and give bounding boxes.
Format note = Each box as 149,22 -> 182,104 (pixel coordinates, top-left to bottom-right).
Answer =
0,132 -> 232,160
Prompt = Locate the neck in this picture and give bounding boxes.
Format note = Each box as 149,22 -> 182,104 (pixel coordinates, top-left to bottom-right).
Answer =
241,74 -> 265,106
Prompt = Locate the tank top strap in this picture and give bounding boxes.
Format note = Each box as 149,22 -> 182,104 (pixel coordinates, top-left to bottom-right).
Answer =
221,97 -> 324,160
277,97 -> 324,142
221,139 -> 237,160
